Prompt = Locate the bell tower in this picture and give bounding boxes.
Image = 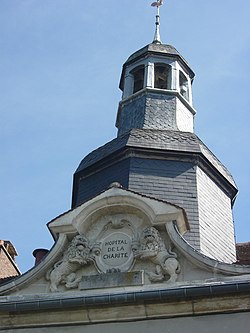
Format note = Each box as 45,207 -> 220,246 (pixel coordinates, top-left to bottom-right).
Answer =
116,43 -> 195,136
117,2 -> 195,136
72,2 -> 238,263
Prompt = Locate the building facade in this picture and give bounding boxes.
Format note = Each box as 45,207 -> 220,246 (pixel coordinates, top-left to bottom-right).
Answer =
0,6 -> 249,333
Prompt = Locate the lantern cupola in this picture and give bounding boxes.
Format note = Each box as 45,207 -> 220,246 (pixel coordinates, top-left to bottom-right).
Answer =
116,43 -> 196,136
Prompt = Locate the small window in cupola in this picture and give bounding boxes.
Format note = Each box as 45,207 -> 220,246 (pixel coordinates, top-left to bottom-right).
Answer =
179,71 -> 189,101
131,65 -> 145,93
154,63 -> 171,89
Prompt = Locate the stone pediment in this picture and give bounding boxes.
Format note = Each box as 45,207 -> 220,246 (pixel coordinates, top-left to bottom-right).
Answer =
49,185 -> 189,239
1,186 -> 249,296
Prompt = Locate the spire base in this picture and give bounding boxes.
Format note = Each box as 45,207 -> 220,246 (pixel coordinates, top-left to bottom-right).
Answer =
152,9 -> 161,44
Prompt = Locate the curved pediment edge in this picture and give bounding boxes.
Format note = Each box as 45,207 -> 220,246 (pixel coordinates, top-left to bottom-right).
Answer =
166,222 -> 250,276
0,234 -> 68,295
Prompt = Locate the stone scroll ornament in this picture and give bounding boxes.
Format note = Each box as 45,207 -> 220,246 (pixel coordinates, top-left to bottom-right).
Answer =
46,226 -> 180,292
133,227 -> 181,283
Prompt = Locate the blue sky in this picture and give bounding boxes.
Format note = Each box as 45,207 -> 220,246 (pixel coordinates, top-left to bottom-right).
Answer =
0,0 -> 249,273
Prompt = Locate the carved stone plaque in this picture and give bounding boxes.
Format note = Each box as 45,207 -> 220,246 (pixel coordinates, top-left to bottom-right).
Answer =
95,231 -> 134,272
79,271 -> 144,290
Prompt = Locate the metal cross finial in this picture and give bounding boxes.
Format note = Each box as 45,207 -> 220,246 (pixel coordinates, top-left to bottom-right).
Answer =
151,0 -> 164,44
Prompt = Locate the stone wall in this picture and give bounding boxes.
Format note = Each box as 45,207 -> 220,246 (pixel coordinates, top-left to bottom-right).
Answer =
1,312 -> 249,333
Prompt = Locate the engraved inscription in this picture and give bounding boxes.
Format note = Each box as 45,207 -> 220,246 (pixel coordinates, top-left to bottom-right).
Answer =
101,232 -> 131,267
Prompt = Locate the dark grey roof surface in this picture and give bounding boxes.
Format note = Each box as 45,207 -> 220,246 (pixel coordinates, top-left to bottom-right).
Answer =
126,44 -> 180,62
75,129 -> 236,188
124,43 -> 195,78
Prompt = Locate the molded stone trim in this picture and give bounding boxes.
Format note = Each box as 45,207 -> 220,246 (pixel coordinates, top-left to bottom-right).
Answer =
166,221 -> 250,275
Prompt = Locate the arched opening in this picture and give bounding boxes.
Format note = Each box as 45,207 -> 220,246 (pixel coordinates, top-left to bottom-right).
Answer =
154,63 -> 171,89
131,65 -> 145,93
179,71 -> 189,101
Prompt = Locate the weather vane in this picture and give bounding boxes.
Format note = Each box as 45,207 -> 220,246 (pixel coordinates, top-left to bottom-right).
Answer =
150,0 -> 164,44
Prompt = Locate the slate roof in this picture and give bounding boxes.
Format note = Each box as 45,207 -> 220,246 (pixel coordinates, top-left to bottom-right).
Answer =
75,128 -> 237,189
